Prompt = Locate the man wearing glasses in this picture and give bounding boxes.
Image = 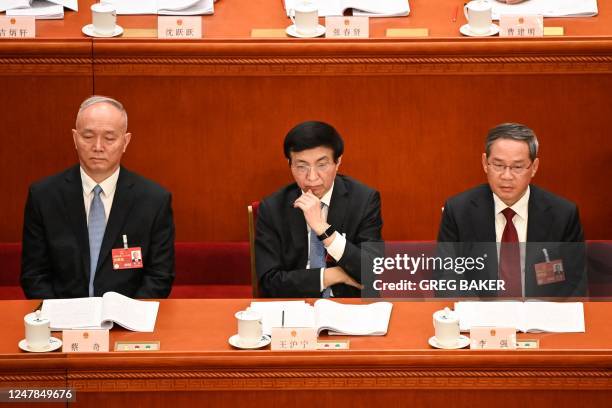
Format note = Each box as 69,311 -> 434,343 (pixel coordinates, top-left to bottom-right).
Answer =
255,121 -> 383,298
437,123 -> 586,298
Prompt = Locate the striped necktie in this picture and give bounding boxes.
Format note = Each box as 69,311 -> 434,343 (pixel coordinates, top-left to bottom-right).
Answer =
309,203 -> 332,298
88,185 -> 107,297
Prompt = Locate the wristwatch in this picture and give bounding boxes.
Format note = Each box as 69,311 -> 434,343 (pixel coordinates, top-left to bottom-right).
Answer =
317,225 -> 335,241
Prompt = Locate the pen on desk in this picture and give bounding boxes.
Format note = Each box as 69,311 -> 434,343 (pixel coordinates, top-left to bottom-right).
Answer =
282,310 -> 285,328
542,248 -> 550,263
452,6 -> 459,22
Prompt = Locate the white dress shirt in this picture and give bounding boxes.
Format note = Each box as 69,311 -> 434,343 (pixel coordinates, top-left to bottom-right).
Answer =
493,186 -> 530,295
81,167 -> 120,224
302,183 -> 347,292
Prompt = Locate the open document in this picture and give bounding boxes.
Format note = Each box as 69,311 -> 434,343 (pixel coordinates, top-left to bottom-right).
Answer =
1,0 -> 76,18
102,0 -> 214,15
0,0 -> 32,13
492,0 -> 598,20
41,291 -> 159,332
250,299 -> 393,336
454,301 -> 585,333
6,1 -> 64,19
284,0 -> 409,18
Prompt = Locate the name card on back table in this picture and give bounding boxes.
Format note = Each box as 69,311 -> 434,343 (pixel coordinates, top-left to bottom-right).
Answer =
158,16 -> 202,39
325,16 -> 369,38
0,16 -> 35,38
499,14 -> 543,37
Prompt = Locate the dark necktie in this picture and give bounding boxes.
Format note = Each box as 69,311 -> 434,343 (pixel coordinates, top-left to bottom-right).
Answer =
499,207 -> 521,297
309,203 -> 332,298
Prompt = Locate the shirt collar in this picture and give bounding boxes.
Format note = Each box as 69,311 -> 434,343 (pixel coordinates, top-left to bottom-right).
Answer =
320,182 -> 334,207
493,185 -> 530,220
80,166 -> 120,197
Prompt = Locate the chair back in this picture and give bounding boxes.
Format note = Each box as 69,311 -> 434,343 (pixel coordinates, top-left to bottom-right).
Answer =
247,201 -> 260,297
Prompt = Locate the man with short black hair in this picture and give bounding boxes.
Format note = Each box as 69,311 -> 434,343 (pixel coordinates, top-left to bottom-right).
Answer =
21,96 -> 175,299
437,123 -> 586,298
256,121 -> 383,298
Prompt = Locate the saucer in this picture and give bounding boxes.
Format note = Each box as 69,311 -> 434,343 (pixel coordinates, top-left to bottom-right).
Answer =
19,337 -> 62,353
286,24 -> 326,38
428,335 -> 470,349
229,334 -> 271,349
82,24 -> 124,38
459,23 -> 499,37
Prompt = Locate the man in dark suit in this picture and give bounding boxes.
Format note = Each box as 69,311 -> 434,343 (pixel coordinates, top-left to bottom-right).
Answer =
256,121 -> 383,298
437,123 -> 586,298
21,96 -> 175,299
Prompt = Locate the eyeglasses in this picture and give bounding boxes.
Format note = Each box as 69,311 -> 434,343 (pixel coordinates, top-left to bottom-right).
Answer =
487,161 -> 533,176
291,161 -> 333,176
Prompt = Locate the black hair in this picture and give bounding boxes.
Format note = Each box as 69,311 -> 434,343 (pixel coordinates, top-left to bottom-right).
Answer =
283,121 -> 344,163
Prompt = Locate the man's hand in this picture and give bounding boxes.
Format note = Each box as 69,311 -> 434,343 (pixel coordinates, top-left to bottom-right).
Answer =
323,266 -> 364,290
293,190 -> 327,235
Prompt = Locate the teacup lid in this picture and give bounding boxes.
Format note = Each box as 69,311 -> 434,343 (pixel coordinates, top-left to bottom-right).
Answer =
24,310 -> 49,325
433,307 -> 458,322
295,1 -> 318,13
235,309 -> 262,321
467,0 -> 491,11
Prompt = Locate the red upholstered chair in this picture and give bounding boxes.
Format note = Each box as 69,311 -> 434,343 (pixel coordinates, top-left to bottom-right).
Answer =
0,243 -> 25,299
247,201 -> 260,298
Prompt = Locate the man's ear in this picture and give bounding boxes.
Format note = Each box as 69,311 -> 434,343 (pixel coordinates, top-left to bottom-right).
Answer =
481,153 -> 488,174
123,132 -> 132,153
72,129 -> 78,150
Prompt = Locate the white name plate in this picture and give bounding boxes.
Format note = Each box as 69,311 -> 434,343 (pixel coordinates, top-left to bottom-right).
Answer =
271,327 -> 317,351
499,14 -> 544,37
325,16 -> 369,39
158,16 -> 202,39
470,326 -> 517,350
0,16 -> 35,39
62,329 -> 109,353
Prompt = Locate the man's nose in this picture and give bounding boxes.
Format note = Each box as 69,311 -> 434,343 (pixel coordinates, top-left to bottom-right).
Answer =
93,136 -> 103,150
500,167 -> 514,179
306,167 -> 319,181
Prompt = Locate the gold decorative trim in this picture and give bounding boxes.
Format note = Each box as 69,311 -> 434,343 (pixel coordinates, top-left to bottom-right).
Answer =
91,55 -> 612,76
67,369 -> 612,392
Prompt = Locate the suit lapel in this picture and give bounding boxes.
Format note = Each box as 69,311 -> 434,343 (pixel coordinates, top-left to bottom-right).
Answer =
470,185 -> 496,242
470,185 -> 498,281
327,176 -> 349,232
96,167 -> 136,273
61,166 -> 91,278
526,186 -> 553,242
287,187 -> 308,266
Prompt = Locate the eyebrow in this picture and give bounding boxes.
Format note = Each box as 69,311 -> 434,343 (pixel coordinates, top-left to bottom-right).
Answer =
491,158 -> 528,164
294,155 -> 331,165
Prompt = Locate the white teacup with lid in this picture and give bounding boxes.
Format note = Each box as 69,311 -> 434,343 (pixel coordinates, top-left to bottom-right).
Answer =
464,0 -> 493,35
24,310 -> 51,351
289,1 -> 319,36
433,307 -> 460,347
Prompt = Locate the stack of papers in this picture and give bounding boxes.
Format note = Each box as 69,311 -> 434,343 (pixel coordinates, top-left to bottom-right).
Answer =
5,1 -> 64,19
249,299 -> 393,336
102,0 -> 214,16
41,291 -> 159,332
1,0 -> 76,19
492,0 -> 598,20
284,0 -> 410,18
454,301 -> 585,333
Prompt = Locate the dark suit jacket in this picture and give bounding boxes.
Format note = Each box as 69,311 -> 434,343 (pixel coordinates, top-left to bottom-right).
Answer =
255,175 -> 383,298
437,184 -> 586,298
21,165 -> 175,299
